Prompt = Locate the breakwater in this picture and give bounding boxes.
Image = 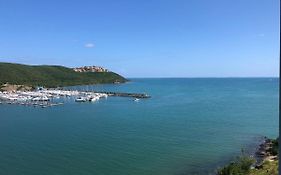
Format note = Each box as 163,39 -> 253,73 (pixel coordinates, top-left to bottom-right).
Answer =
90,91 -> 151,98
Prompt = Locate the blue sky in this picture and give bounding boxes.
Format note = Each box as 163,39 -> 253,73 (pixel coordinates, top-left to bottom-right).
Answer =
0,0 -> 279,77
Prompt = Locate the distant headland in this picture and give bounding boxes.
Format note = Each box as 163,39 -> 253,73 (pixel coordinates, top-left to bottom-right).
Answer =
0,62 -> 127,88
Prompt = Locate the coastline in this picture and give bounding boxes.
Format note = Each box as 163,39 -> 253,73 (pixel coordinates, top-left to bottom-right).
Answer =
174,136 -> 270,175
254,137 -> 278,166
216,136 -> 279,175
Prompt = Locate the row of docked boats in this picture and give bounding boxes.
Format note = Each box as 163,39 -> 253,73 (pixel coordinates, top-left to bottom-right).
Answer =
75,93 -> 108,102
0,88 -> 143,107
0,89 -> 108,104
0,91 -> 50,102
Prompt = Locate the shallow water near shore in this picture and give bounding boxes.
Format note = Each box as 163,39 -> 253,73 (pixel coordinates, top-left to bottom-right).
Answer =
0,78 -> 278,175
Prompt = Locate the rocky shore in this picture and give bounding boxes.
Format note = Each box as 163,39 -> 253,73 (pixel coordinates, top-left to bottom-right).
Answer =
217,136 -> 278,175
254,136 -> 278,168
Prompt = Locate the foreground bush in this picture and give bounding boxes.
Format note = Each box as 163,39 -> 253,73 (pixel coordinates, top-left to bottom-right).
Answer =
217,150 -> 255,175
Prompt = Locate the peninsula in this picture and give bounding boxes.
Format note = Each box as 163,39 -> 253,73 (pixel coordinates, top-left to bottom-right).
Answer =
0,62 -> 127,88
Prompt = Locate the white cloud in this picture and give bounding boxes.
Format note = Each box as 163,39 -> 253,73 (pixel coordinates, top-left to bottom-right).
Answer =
84,43 -> 95,48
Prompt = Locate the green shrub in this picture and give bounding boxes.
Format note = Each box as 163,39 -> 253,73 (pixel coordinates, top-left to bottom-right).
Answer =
217,150 -> 255,175
269,138 -> 279,156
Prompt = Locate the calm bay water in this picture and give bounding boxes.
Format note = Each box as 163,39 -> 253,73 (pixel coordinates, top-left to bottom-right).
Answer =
0,78 -> 278,175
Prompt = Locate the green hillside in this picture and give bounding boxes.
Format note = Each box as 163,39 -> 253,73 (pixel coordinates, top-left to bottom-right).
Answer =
0,62 -> 127,87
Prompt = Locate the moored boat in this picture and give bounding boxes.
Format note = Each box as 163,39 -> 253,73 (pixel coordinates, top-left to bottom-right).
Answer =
75,97 -> 87,102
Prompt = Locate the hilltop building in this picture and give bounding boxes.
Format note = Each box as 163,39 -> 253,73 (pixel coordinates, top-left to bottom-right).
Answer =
73,66 -> 109,73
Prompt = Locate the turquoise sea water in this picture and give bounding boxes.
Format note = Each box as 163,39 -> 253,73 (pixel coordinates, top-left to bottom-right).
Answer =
0,78 -> 278,175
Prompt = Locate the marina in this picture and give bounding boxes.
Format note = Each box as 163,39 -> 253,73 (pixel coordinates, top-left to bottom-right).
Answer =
0,88 -> 150,107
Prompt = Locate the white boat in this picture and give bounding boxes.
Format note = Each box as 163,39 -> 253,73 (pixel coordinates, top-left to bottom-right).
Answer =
90,97 -> 97,102
41,96 -> 50,101
32,96 -> 49,101
134,98 -> 140,102
99,94 -> 108,98
90,96 -> 100,102
75,97 -> 87,102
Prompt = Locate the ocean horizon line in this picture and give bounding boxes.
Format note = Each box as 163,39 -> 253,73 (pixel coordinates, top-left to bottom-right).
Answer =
126,76 -> 279,79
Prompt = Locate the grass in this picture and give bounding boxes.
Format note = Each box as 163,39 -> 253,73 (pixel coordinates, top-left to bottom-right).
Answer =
249,160 -> 278,175
217,151 -> 255,175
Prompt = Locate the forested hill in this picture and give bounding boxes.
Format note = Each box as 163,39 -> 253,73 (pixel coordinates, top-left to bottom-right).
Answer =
0,62 -> 127,87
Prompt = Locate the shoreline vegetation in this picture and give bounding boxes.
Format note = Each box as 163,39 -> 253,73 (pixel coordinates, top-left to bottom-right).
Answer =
0,62 -> 127,88
217,137 -> 279,175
